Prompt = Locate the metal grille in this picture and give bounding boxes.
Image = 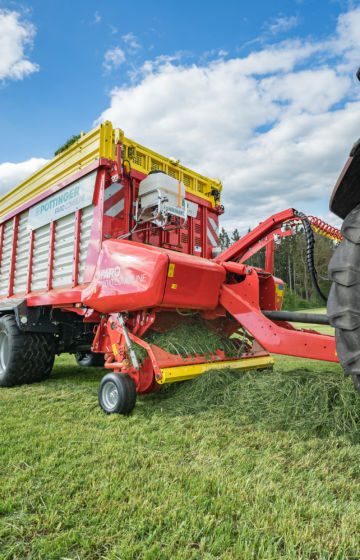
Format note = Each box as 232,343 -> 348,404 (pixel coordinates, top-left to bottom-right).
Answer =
78,205 -> 94,284
0,220 -> 14,296
197,181 -> 205,193
52,213 -> 75,288
168,167 -> 179,179
151,159 -> 163,171
183,174 -> 192,188
133,152 -> 144,166
31,224 -> 50,291
14,211 -> 30,294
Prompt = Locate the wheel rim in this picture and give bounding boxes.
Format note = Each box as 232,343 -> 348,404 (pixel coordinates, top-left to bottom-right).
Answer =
102,381 -> 119,410
0,330 -> 9,374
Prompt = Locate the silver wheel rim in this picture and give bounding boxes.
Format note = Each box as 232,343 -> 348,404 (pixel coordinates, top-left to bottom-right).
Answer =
0,330 -> 9,374
102,381 -> 119,410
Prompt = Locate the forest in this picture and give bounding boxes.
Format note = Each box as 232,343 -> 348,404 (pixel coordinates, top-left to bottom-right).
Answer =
219,225 -> 336,310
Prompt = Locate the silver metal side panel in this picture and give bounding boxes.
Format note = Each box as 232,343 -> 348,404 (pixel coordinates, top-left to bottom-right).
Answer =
31,224 -> 50,291
78,205 -> 94,284
0,220 -> 14,296
14,211 -> 30,294
52,213 -> 75,288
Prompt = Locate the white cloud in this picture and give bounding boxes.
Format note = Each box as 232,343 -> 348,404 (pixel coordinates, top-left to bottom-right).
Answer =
103,47 -> 126,71
96,6 -> 360,232
0,9 -> 39,81
0,158 -> 48,196
122,32 -> 141,51
93,11 -> 101,24
260,68 -> 351,113
266,15 -> 299,35
330,6 -> 360,71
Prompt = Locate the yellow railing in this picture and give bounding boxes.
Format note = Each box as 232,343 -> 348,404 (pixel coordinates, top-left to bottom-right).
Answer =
0,121 -> 222,220
122,135 -> 222,205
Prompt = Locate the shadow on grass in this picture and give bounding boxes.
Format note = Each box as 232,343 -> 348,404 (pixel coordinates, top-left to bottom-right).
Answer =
51,362 -> 106,383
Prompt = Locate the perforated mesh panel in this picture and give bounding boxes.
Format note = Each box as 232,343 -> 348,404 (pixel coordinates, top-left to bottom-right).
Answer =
151,159 -> 163,171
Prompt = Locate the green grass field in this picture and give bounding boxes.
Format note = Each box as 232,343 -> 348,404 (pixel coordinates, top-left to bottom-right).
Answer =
2,322 -> 360,559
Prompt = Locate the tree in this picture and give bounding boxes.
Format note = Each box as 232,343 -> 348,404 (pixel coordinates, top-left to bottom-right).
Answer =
231,228 -> 241,243
219,227 -> 231,250
54,134 -> 81,156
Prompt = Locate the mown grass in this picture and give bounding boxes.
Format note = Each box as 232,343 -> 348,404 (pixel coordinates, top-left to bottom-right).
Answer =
2,353 -> 360,559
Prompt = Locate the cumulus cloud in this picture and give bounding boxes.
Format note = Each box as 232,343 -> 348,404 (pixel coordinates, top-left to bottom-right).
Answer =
0,9 -> 39,82
0,158 -> 48,196
331,7 -> 360,71
103,47 -> 126,71
97,6 -> 360,231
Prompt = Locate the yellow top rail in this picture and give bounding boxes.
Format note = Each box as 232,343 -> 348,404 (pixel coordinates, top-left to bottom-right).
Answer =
0,121 -> 222,220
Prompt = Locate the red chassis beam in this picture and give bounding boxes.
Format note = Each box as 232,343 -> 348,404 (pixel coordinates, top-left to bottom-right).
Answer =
215,208 -> 296,265
214,208 -> 338,363
221,281 -> 337,362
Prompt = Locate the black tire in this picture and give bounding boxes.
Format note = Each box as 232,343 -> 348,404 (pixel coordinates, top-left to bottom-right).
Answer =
0,314 -> 55,387
328,203 -> 360,393
98,373 -> 137,415
75,351 -> 105,367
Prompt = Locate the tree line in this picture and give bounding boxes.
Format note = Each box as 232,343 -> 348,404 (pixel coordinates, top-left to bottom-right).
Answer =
219,225 -> 336,309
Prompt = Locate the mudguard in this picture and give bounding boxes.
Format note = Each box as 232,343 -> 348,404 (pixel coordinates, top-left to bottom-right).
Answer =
330,139 -> 360,219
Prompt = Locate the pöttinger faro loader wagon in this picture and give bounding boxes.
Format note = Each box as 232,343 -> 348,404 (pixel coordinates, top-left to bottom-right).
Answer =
0,121 -> 346,414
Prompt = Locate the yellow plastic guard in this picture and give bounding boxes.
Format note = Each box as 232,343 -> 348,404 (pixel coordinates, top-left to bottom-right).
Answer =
0,121 -> 222,220
157,355 -> 274,384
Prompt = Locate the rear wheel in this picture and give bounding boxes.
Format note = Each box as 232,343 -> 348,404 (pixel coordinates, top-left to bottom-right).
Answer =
98,373 -> 137,415
75,351 -> 104,367
0,314 -> 55,387
328,203 -> 360,393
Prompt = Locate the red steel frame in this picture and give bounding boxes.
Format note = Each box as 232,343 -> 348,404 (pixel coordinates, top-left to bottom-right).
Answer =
215,208 -> 337,363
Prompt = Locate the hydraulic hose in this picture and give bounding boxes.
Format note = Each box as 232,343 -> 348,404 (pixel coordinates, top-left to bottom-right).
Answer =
294,210 -> 328,303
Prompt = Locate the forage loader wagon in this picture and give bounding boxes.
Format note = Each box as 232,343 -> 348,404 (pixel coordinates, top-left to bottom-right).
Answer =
0,119 -> 353,414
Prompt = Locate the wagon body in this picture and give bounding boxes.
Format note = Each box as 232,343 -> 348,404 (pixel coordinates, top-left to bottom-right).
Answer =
0,123 -> 223,307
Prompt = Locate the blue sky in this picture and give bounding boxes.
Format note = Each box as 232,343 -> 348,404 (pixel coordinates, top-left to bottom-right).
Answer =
0,0 -> 359,230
